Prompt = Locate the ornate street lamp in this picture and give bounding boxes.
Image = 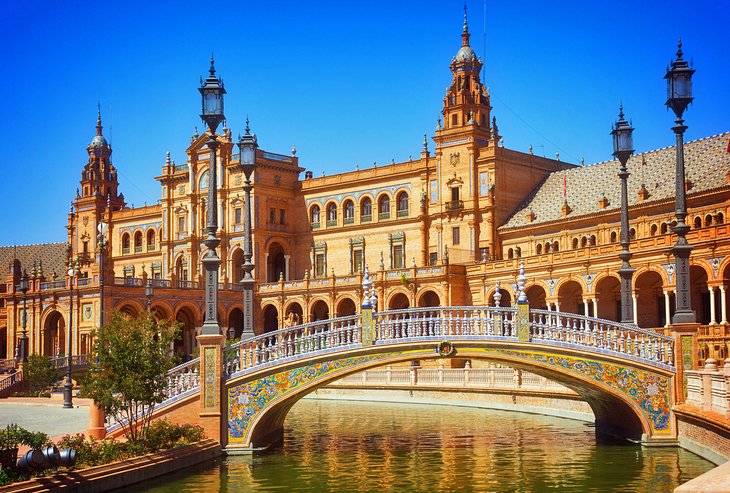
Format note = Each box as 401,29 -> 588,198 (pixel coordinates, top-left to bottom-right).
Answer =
97,220 -> 108,337
199,55 -> 226,336
665,40 -> 696,324
612,105 -> 635,324
237,117 -> 258,339
18,269 -> 29,363
145,279 -> 154,313
63,258 -> 77,409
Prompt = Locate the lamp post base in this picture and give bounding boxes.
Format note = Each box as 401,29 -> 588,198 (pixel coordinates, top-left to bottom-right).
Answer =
63,380 -> 74,408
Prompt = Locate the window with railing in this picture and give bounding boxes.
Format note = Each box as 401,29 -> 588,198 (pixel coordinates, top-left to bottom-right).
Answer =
378,195 -> 390,220
313,241 -> 327,277
310,205 -> 320,229
326,203 -> 337,227
121,233 -> 130,254
146,228 -> 156,251
343,200 -> 354,225
360,197 -> 372,222
396,192 -> 409,218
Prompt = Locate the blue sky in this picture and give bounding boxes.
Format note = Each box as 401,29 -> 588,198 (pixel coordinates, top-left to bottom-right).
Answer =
1,0 -> 728,246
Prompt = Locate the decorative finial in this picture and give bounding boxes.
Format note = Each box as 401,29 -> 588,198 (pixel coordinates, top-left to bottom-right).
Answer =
437,118 -> 442,130
209,53 -> 216,76
95,103 -> 103,136
529,145 -> 533,155
423,133 -> 428,152
494,281 -> 502,307
362,265 -> 372,308
193,126 -> 199,139
555,151 -> 560,160
618,102 -> 625,120
581,157 -> 585,166
165,151 -> 171,166
291,145 -> 297,156
463,3 -> 468,33
517,260 -> 528,303
676,37 -> 683,59
245,115 -> 250,135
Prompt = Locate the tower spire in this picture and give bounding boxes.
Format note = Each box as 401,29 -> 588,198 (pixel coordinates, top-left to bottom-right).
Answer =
462,4 -> 470,46
96,103 -> 103,136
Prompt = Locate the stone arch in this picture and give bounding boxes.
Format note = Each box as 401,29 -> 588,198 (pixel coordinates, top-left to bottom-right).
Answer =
42,310 -> 65,356
230,248 -> 245,285
263,304 -> 279,332
309,299 -> 330,322
486,285 -> 513,307
594,274 -> 620,322
283,301 -> 304,327
387,291 -> 410,310
174,254 -> 189,282
524,284 -> 547,310
146,227 -> 156,250
133,230 -> 143,252
377,192 -> 391,220
557,280 -> 583,315
634,270 -> 664,328
150,302 -> 172,322
266,241 -> 286,282
325,200 -> 338,226
228,308 -> 244,340
117,302 -> 142,318
417,290 -> 440,307
395,190 -> 409,216
174,306 -> 197,360
342,197 -> 355,223
228,346 -> 669,450
121,232 -> 131,253
335,297 -> 357,317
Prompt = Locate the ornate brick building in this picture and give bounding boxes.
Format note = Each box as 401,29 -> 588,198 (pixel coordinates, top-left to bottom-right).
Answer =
2,14 -> 729,366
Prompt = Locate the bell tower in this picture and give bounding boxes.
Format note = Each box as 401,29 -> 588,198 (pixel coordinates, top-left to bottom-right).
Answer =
436,7 -> 492,143
69,106 -> 125,272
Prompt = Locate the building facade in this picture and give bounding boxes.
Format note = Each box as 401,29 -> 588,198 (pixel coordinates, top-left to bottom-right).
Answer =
2,15 -> 729,366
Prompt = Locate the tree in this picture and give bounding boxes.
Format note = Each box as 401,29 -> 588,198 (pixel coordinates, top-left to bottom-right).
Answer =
82,312 -> 179,443
23,354 -> 56,395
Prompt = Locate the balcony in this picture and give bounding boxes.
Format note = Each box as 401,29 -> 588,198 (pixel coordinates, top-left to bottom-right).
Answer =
311,222 -> 320,230
361,214 -> 372,223
344,217 -> 354,225
134,246 -> 143,254
378,212 -> 390,220
326,219 -> 337,228
147,244 -> 156,252
445,200 -> 464,211
397,209 -> 409,218
122,247 -> 130,255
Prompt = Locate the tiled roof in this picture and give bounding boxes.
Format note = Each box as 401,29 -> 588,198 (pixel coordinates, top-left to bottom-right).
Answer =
501,132 -> 730,229
0,243 -> 68,279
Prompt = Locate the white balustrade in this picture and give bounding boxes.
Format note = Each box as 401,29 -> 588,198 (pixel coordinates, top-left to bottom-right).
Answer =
164,359 -> 200,400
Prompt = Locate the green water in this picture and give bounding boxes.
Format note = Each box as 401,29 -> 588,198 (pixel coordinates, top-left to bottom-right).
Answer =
134,399 -> 714,493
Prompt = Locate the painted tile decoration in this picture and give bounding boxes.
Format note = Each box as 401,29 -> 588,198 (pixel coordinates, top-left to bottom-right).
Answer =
204,347 -> 216,408
228,353 -> 395,442
491,348 -> 672,433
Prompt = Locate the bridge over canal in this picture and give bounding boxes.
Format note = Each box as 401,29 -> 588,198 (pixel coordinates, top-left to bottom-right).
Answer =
117,300 -> 689,453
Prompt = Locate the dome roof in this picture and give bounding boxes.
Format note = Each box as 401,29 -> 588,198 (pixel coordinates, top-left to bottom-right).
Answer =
89,134 -> 109,148
455,45 -> 477,63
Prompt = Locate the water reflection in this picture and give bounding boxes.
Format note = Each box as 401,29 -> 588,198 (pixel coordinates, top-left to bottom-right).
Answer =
134,399 -> 713,493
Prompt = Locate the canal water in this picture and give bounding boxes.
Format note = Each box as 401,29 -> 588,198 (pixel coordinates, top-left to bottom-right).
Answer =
134,399 -> 714,492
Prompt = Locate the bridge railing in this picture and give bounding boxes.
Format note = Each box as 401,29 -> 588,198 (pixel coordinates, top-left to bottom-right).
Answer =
528,310 -> 674,367
164,359 -> 200,400
224,315 -> 362,375
375,306 -> 518,340
49,354 -> 90,370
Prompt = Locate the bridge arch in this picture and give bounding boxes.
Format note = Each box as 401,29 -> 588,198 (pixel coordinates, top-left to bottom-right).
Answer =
226,342 -> 672,450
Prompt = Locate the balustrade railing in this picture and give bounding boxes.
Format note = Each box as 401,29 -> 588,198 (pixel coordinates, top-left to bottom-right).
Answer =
164,359 -> 200,400
528,310 -> 674,367
0,371 -> 22,394
223,315 -> 362,375
49,354 -> 90,370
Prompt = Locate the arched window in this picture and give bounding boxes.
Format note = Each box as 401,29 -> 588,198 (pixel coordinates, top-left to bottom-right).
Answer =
693,217 -> 702,229
199,170 -> 209,190
545,242 -> 552,253
629,228 -> 636,240
717,212 -> 724,224
122,233 -> 131,254
660,223 -> 668,235
378,195 -> 390,220
343,200 -> 354,224
552,241 -> 559,252
396,192 -> 409,217
361,197 -> 372,222
581,237 -> 588,248
146,229 -> 156,251
507,248 -> 514,259
326,203 -> 337,227
705,214 -> 713,227
610,231 -> 618,243
572,238 -> 579,249
310,205 -> 320,229
134,231 -> 143,253
589,235 -> 596,246
536,244 -> 542,255
650,224 -> 658,236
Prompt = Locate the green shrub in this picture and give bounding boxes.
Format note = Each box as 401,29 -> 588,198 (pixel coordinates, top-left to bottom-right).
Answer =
143,420 -> 205,451
24,355 -> 57,394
